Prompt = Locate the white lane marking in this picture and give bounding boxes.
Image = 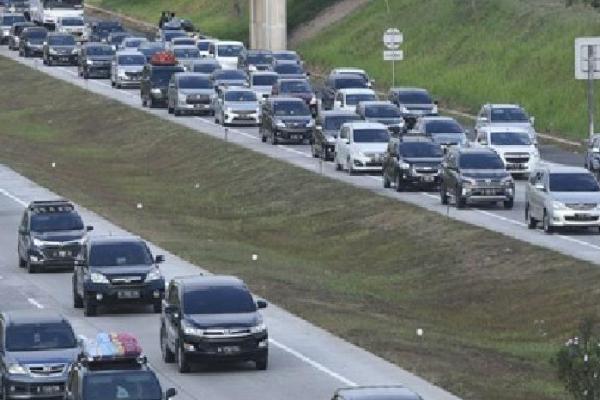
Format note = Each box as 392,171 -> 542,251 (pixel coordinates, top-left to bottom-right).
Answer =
477,210 -> 527,227
0,188 -> 27,207
422,193 -> 438,199
555,234 -> 600,251
276,145 -> 311,158
368,176 -> 383,182
27,298 -> 45,309
269,338 -> 357,386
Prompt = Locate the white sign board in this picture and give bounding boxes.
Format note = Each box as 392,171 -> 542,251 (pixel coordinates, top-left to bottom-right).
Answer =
383,28 -> 403,50
575,37 -> 600,80
384,50 -> 404,61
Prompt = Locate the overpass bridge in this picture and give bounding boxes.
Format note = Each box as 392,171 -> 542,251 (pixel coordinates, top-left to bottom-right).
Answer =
249,0 -> 287,50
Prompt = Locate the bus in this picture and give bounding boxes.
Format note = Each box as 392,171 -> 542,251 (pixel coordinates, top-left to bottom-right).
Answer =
29,0 -> 83,28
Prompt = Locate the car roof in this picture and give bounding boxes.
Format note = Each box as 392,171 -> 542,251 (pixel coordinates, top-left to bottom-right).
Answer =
454,147 -> 496,155
333,67 -> 367,74
223,87 -> 254,94
1,12 -> 24,17
401,136 -> 433,143
278,78 -> 309,84
250,70 -> 278,76
194,58 -> 220,64
390,87 -> 429,93
359,101 -> 396,107
216,40 -> 243,45
270,96 -> 305,104
536,164 -> 590,174
487,103 -> 522,109
331,73 -> 365,80
335,386 -> 421,400
175,71 -> 209,78
172,44 -> 198,50
87,236 -> 145,245
338,88 -> 375,95
175,275 -> 246,289
246,49 -> 272,54
124,36 -> 146,41
420,116 -> 457,123
13,22 -> 35,27
23,26 -> 47,33
320,110 -> 361,118
47,32 -> 72,37
273,50 -> 297,55
115,49 -> 144,55
84,42 -> 112,48
480,126 -> 531,134
343,122 -> 388,130
2,310 -> 70,326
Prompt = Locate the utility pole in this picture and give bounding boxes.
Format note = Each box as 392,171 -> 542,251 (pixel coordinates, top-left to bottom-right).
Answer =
588,44 -> 595,139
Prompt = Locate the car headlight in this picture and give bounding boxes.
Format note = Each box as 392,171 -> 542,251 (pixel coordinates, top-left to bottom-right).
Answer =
250,322 -> 267,334
86,59 -> 93,65
182,321 -> 205,337
7,363 -> 27,375
400,162 -> 411,169
32,238 -> 45,247
90,272 -> 110,284
553,201 -> 568,210
275,121 -> 286,129
49,48 -> 58,55
146,268 -> 162,281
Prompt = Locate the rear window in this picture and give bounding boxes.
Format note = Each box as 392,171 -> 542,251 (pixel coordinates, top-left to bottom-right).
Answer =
397,91 -> 432,104
252,74 -> 277,86
334,78 -> 367,90
183,286 -> 256,314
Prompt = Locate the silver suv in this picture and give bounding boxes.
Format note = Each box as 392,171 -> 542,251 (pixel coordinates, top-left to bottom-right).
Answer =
167,72 -> 214,116
111,50 -> 146,89
475,103 -> 536,142
525,165 -> 600,233
213,88 -> 260,126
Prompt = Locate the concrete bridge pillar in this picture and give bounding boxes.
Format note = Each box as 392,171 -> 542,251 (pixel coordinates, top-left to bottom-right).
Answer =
249,0 -> 287,51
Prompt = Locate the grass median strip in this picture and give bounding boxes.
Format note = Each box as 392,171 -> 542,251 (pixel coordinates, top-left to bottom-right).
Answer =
0,55 -> 596,400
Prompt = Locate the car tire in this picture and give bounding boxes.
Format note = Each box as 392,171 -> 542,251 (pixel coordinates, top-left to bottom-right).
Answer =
456,185 -> 466,209
177,343 -> 191,373
148,97 -> 155,108
161,326 -> 175,363
543,210 -> 554,234
395,174 -> 404,192
73,277 -> 83,309
383,172 -> 391,188
110,79 -> 115,87
261,133 -> 266,143
43,57 -> 47,65
83,295 -> 97,317
503,198 -> 514,209
440,182 -> 449,205
525,204 -> 536,229
255,356 -> 268,371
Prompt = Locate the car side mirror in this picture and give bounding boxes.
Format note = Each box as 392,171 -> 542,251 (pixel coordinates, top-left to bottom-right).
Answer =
256,299 -> 268,309
535,183 -> 545,191
155,255 -> 165,264
530,116 -> 535,126
86,225 -> 94,232
166,388 -> 177,400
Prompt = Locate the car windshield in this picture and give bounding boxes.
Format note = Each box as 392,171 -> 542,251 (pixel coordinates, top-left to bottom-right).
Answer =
193,63 -> 219,73
399,143 -> 443,158
425,120 -> 463,134
490,131 -> 532,145
274,101 -> 310,116
139,47 -> 163,58
549,173 -> 600,192
173,39 -> 195,46
83,372 -> 162,400
275,64 -> 303,75
334,78 -> 367,89
323,115 -> 361,131
118,55 -> 146,65
224,91 -> 257,102
217,44 -> 243,57
273,52 -> 298,61
110,35 -> 128,44
43,0 -> 82,8
2,15 -> 25,25
346,93 -> 376,105
96,22 -> 122,31
280,80 -> 311,93
459,153 -> 505,169
183,286 -> 256,314
214,70 -> 246,80
60,18 -> 83,26
89,242 -> 153,267
179,76 -> 211,89
247,53 -> 272,65
151,68 -> 181,85
87,46 -> 113,56
430,132 -> 466,145
174,48 -> 200,58
252,75 -> 277,86
353,129 -> 390,143
48,35 -> 75,45
30,213 -> 83,232
397,91 -> 432,104
26,29 -> 47,38
196,41 -> 212,51
365,105 -> 401,118
164,31 -> 186,42
490,107 -> 529,122
5,323 -> 76,351
124,39 -> 144,47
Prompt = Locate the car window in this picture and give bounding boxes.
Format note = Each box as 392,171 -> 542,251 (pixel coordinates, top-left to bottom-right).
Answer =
117,55 -> 146,65
30,213 -> 83,232
5,322 -> 77,351
83,372 -> 162,400
324,115 -> 361,131
178,76 -> 211,89
397,91 -> 432,104
217,44 -> 243,57
273,101 -> 310,116
549,173 -> 600,192
173,48 -> 200,59
252,74 -> 277,86
490,107 -> 529,123
346,93 -> 376,105
280,80 -> 311,93
352,129 -> 390,143
224,91 -> 257,101
399,143 -> 443,158
459,153 -> 505,169
183,286 -> 256,314
364,105 -> 401,118
425,120 -> 463,134
88,242 -> 153,267
490,132 -> 531,146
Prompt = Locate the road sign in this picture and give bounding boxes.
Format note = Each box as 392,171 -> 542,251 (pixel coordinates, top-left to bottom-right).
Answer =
575,37 -> 600,80
383,50 -> 404,61
383,28 -> 403,50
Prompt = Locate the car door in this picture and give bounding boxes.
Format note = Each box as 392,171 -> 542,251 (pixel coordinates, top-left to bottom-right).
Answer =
475,106 -> 488,134
167,76 -> 176,108
529,171 -> 545,220
333,91 -> 344,110
17,212 -> 29,262
164,283 -> 180,349
445,152 -> 459,195
336,126 -> 349,164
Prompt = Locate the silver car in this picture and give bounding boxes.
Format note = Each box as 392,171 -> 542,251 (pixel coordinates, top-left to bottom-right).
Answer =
110,50 -> 146,88
526,165 -> 600,233
213,88 -> 260,127
475,103 -> 536,142
249,71 -> 278,100
172,45 -> 201,71
0,13 -> 25,44
167,72 -> 214,116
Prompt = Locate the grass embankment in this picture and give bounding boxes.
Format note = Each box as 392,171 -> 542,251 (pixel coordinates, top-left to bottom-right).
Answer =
86,0 -> 340,43
0,55 -> 598,400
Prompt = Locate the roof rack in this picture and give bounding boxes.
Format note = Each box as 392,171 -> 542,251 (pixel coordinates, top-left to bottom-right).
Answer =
29,200 -> 74,213
150,51 -> 178,66
80,333 -> 145,367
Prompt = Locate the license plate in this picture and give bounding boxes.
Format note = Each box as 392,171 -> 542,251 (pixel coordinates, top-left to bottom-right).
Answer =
482,189 -> 496,196
218,346 -> 240,354
291,135 -> 301,140
118,290 -> 140,299
41,386 -> 61,394
60,57 -> 69,62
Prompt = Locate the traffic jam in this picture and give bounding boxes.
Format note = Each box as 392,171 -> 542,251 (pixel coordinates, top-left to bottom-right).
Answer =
1,1 -> 600,400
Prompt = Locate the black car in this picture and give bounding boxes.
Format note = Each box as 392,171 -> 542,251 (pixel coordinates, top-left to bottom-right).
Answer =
7,21 -> 33,50
0,311 -> 80,400
271,61 -> 308,80
332,386 -> 423,400
356,101 -> 405,136
137,41 -> 165,62
312,110 -> 361,160
260,97 -> 314,145
78,43 -> 115,79
66,333 -> 177,400
238,49 -> 273,72
18,26 -> 47,57
271,79 -> 317,116
159,275 -> 269,373
321,73 -> 369,110
72,236 -> 166,316
17,200 -> 92,273
42,33 -> 77,66
140,58 -> 185,108
89,20 -> 124,43
440,147 -> 515,209
383,137 -> 443,191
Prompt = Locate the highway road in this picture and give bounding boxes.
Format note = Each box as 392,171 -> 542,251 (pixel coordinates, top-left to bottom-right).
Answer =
0,165 -> 460,400
1,46 -> 599,267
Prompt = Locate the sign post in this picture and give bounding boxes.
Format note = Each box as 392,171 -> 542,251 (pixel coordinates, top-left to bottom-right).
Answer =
383,28 -> 403,86
575,37 -> 600,138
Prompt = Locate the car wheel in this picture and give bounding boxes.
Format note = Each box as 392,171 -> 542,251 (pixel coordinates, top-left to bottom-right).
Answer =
440,182 -> 449,205
177,343 -> 191,373
83,295 -> 97,317
456,185 -> 466,209
73,277 -> 83,309
271,132 -> 278,145
335,154 -> 342,171
543,210 -> 554,234
43,57 -> 47,65
161,326 -> 175,363
168,105 -> 174,114
395,174 -> 404,192
525,204 -> 536,229
383,171 -> 391,188
255,356 -> 268,371
503,198 -> 514,209
148,97 -> 155,108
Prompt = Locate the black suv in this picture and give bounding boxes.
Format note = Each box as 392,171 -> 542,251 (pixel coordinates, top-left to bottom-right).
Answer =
140,60 -> 184,108
89,20 -> 124,43
0,311 -> 80,400
321,73 -> 368,111
77,43 -> 114,79
65,334 -> 176,400
440,147 -> 515,209
382,137 -> 443,191
271,79 -> 317,116
159,275 -> 269,373
17,200 -> 92,273
42,33 -> 77,66
18,26 -> 47,57
312,110 -> 361,160
332,386 -> 423,400
260,97 -> 314,145
72,236 -> 166,316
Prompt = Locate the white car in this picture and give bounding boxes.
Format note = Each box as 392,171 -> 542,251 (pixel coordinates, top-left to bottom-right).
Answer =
196,38 -> 216,58
209,40 -> 245,70
119,36 -> 147,51
55,16 -> 87,41
475,103 -> 536,142
333,88 -> 377,112
476,126 -> 539,176
334,122 -> 390,174
330,67 -> 374,87
249,71 -> 278,100
168,36 -> 196,50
